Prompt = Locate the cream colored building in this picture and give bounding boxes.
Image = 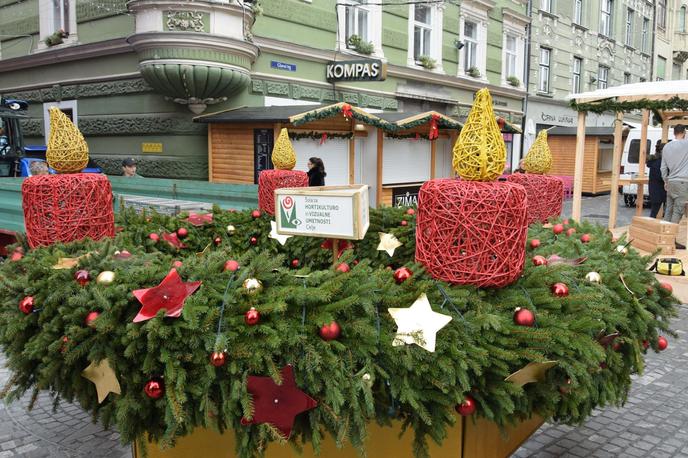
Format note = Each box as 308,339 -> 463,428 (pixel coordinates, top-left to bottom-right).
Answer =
654,0 -> 688,81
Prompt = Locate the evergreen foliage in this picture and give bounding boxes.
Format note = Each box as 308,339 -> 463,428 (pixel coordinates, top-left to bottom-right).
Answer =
0,206 -> 678,457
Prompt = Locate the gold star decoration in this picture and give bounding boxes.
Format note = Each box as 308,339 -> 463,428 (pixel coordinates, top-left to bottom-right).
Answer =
377,232 -> 402,257
388,293 -> 452,352
505,361 -> 558,387
270,221 -> 292,246
81,358 -> 121,403
52,253 -> 90,269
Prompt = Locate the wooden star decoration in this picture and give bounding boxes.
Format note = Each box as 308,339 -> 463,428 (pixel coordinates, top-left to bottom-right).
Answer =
81,358 -> 121,403
377,232 -> 402,257
241,365 -> 318,438
132,268 -> 201,322
388,293 -> 452,352
162,232 -> 188,250
52,253 -> 90,269
505,361 -> 558,387
184,212 -> 213,226
270,221 -> 292,246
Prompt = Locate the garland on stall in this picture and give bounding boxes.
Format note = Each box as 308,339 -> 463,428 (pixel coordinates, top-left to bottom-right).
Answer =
397,113 -> 463,131
569,96 -> 688,116
290,102 -> 394,131
288,131 -> 354,141
385,132 -> 431,140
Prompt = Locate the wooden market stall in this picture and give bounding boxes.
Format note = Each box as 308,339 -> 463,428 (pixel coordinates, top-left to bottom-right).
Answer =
568,81 -> 688,229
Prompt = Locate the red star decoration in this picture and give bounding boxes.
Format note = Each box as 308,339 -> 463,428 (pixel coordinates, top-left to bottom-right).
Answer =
162,232 -> 188,249
320,239 -> 354,258
132,269 -> 201,323
184,212 -> 213,226
241,365 -> 318,438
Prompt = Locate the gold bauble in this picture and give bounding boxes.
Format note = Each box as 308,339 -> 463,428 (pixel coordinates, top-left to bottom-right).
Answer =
616,245 -> 628,255
226,225 -> 236,235
585,271 -> 602,284
96,271 -> 116,285
243,278 -> 263,294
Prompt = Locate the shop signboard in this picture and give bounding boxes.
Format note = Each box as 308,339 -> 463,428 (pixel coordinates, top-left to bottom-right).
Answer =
326,59 -> 386,82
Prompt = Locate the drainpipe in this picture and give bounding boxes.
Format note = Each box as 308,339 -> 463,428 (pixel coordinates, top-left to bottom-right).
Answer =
520,0 -> 533,166
650,2 -> 656,81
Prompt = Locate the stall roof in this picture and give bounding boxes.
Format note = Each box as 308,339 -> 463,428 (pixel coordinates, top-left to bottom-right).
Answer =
194,105 -> 327,123
569,80 -> 688,104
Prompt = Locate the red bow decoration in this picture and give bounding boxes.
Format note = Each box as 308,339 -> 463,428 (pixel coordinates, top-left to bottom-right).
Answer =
320,132 -> 328,145
428,114 -> 440,140
341,103 -> 353,119
185,212 -> 213,227
320,239 -> 354,258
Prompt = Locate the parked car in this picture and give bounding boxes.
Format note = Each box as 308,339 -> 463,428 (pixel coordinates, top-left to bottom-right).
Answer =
620,128 -> 675,207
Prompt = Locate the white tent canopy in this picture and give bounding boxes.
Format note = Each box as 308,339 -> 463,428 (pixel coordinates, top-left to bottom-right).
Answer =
569,80 -> 688,104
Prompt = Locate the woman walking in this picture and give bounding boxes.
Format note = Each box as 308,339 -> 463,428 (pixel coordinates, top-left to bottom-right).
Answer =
307,157 -> 326,186
648,140 -> 667,218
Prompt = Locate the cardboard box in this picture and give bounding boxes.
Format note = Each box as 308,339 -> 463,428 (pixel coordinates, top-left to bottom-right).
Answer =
629,226 -> 676,245
631,216 -> 678,235
629,237 -> 675,255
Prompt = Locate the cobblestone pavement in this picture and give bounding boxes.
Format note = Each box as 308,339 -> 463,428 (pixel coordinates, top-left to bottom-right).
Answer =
563,192 -> 638,228
0,195 -> 670,457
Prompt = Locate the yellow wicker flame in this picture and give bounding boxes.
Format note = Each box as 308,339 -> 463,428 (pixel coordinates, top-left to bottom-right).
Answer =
523,129 -> 553,174
271,128 -> 296,170
46,107 -> 89,173
452,88 -> 506,181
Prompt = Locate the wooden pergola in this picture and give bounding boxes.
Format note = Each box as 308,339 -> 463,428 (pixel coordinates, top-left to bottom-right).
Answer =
568,81 -> 688,229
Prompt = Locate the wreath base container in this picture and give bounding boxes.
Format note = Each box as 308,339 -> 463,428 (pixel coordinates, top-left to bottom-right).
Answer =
258,169 -> 309,215
415,179 -> 528,288
133,416 -> 544,458
506,174 -> 564,225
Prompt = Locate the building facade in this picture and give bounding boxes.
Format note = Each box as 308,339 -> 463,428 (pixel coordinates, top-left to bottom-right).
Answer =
0,0 -> 530,180
653,0 -> 688,82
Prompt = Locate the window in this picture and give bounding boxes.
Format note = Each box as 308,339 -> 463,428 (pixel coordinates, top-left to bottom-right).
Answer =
657,56 -> 666,81
504,34 -> 518,78
464,21 -> 478,71
572,57 -> 582,93
624,72 -> 631,84
658,0 -> 666,30
413,5 -> 432,61
597,65 -> 608,89
680,6 -> 686,33
673,62 -> 682,80
573,0 -> 583,24
539,48 -> 551,93
600,0 -> 612,37
52,0 -> 70,34
540,0 -> 553,13
38,0 -> 77,48
625,9 -> 634,46
337,1 -> 382,56
641,18 -> 649,53
627,139 -> 651,164
345,1 -> 369,45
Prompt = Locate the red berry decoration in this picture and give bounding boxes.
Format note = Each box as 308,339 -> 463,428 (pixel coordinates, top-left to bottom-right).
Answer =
84,311 -> 100,327
291,259 -> 300,268
407,208 -> 416,215
75,270 -> 90,286
642,340 -> 650,349
513,307 -> 535,327
213,237 -> 222,246
149,233 -> 160,242
336,263 -> 350,273
210,351 -> 227,367
553,224 -> 564,234
532,255 -> 547,266
250,236 -> 258,246
144,378 -> 165,399
551,282 -> 569,297
176,227 -> 188,239
172,260 -> 183,268
529,239 -> 541,249
455,395 -> 476,416
581,234 -> 591,243
19,296 -> 34,314
400,220 -> 408,227
10,250 -> 23,261
393,267 -> 413,284
566,228 -> 576,237
245,307 -> 260,326
319,321 -> 341,341
658,336 -> 668,351
252,209 -> 261,218
612,341 -> 622,352
223,260 -> 240,272
660,282 -> 673,294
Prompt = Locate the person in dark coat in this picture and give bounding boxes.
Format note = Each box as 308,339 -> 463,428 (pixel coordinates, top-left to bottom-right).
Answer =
307,157 -> 326,186
648,140 -> 668,218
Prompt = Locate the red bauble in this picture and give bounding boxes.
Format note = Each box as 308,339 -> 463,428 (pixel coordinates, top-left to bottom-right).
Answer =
84,311 -> 100,327
59,336 -> 69,353
144,379 -> 165,399
400,220 -> 408,227
149,233 -> 160,242
252,210 -> 261,218
19,296 -> 34,314
336,263 -> 350,273
407,208 -> 416,215
172,260 -> 183,268
513,307 -> 535,327
291,259 -> 300,268
250,236 -> 258,246
10,250 -> 23,261
210,351 -> 227,367
566,228 -> 576,237
532,255 -> 547,266
213,237 -> 222,246
529,239 -> 541,249
562,219 -> 570,225
553,224 -> 564,234
75,270 -> 90,286
642,340 -> 650,349
660,282 -> 673,294
658,336 -> 668,351
116,250 -> 132,259
393,267 -> 413,284
455,395 -> 476,416
551,282 -> 569,297
319,321 -> 341,341
581,234 -> 591,243
176,228 -> 188,239
612,341 -> 622,351
224,260 -> 240,272
245,307 -> 260,325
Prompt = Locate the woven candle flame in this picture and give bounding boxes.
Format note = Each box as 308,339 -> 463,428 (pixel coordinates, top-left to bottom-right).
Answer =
271,128 -> 297,170
523,129 -> 553,174
46,107 -> 89,173
452,88 -> 506,181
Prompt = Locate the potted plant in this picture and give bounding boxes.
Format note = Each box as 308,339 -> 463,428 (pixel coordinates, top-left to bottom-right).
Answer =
507,76 -> 521,87
346,35 -> 374,55
418,55 -> 437,70
44,29 -> 69,47
467,66 -> 481,78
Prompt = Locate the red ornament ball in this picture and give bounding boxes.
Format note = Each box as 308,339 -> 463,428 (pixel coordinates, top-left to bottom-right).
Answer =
176,228 -> 188,239
562,219 -> 570,225
291,259 -> 300,268
144,379 -> 165,399
400,220 -> 408,227
532,255 -> 547,266
553,224 -> 564,234
407,208 -> 416,215
336,263 -> 350,273
250,236 -> 258,246
59,336 -> 69,353
529,239 -> 541,249
455,395 -> 476,416
658,336 -> 668,351
393,267 -> 413,284
551,282 -> 569,297
210,351 -> 227,367
148,233 -> 160,242
172,260 -> 183,268
213,237 -> 222,246
252,209 -> 261,218
245,307 -> 260,326
581,234 -> 591,243
513,307 -> 535,327
566,228 -> 576,237
223,260 -> 240,272
319,321 -> 341,341
612,341 -> 622,352
19,296 -> 34,315
660,282 -> 673,294
75,270 -> 90,286
84,311 -> 100,327
10,250 -> 23,262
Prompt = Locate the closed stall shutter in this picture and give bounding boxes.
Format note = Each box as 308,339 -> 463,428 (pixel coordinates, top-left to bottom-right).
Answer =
382,139 -> 431,184
292,139 -> 349,186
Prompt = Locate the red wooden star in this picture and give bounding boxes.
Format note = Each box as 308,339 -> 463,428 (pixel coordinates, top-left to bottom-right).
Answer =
132,269 -> 201,322
241,365 -> 318,438
184,212 -> 213,226
162,232 -> 188,249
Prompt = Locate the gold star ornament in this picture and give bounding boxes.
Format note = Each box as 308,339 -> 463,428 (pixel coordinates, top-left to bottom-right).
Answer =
505,361 -> 558,387
52,253 -> 90,269
377,232 -> 402,257
81,358 -> 121,403
388,293 -> 452,352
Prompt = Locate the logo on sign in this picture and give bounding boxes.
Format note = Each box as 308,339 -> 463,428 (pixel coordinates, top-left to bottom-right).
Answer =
280,196 -> 300,228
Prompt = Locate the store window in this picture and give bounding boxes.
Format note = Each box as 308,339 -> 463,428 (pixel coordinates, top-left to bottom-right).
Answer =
38,0 -> 77,48
337,1 -> 382,57
598,65 -> 608,89
539,48 -> 551,93
600,0 -> 613,37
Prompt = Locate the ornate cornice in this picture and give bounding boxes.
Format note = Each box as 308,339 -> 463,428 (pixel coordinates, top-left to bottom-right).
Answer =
21,114 -> 207,137
3,77 -> 154,103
